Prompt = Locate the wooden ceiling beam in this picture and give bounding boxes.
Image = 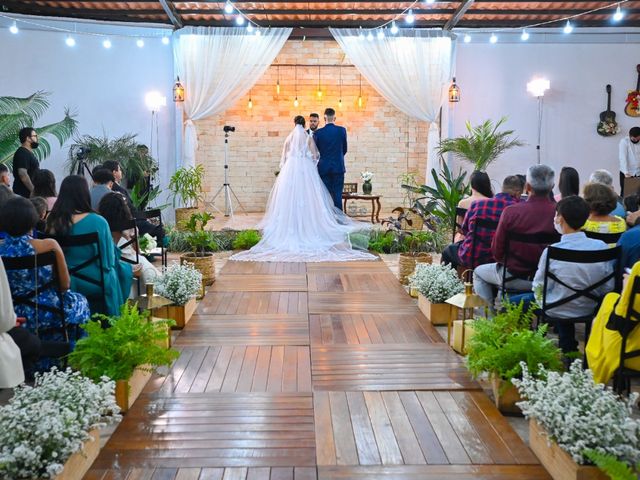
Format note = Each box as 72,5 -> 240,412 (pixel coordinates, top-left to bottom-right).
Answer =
443,0 -> 475,30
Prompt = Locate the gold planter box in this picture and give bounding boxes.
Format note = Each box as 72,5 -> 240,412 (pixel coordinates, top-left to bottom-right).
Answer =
450,319 -> 475,354
418,294 -> 452,325
490,377 -> 522,415
529,420 -> 608,480
115,366 -> 152,413
154,297 -> 197,329
54,429 -> 100,480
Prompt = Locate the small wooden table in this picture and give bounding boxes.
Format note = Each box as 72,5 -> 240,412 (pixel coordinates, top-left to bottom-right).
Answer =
342,193 -> 382,223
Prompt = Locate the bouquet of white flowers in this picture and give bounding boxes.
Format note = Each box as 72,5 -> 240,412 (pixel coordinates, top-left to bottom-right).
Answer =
0,368 -> 120,479
409,263 -> 463,303
514,360 -> 640,466
154,262 -> 202,306
361,171 -> 374,182
138,233 -> 157,254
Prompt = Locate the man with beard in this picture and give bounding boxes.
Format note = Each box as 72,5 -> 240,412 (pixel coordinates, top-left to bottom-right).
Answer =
12,127 -> 40,198
619,126 -> 640,197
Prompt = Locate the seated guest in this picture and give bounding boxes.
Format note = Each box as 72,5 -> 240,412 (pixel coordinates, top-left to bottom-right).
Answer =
589,169 -> 626,218
32,168 -> 58,212
0,197 -> 90,368
586,261 -> 640,384
474,165 -> 557,307
442,175 -> 521,269
458,170 -> 493,210
0,185 -> 15,242
0,164 -> 11,188
46,175 -> 129,316
29,196 -> 48,233
98,192 -> 160,297
0,259 -> 25,388
89,168 -> 114,211
582,182 -> 627,243
555,166 -> 579,201
532,196 -> 612,354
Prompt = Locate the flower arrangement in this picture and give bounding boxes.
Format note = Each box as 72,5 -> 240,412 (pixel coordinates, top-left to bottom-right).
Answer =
513,361 -> 640,466
154,262 -> 202,306
138,233 -> 157,254
409,263 -> 463,303
626,91 -> 640,113
597,120 -> 621,136
0,368 -> 120,479
360,171 -> 374,182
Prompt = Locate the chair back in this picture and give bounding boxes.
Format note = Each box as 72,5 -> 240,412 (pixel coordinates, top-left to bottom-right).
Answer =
141,209 -> 166,267
118,219 -> 139,266
452,207 -> 468,243
469,217 -> 499,269
584,230 -> 623,245
51,232 -> 106,300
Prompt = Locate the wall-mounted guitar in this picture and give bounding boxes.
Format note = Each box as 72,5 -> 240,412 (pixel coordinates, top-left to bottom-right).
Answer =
597,84 -> 618,136
625,64 -> 640,117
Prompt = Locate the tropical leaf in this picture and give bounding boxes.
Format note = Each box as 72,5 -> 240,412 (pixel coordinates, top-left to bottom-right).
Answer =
437,117 -> 524,171
31,109 -> 79,161
0,91 -> 50,119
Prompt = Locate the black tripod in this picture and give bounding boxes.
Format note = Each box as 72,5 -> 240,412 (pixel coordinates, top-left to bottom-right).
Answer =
208,132 -> 246,217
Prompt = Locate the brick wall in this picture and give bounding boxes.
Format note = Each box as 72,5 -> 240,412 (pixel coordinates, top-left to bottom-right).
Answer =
196,39 -> 429,213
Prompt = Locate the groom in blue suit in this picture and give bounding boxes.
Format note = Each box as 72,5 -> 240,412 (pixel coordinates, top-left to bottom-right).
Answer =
314,108 -> 347,211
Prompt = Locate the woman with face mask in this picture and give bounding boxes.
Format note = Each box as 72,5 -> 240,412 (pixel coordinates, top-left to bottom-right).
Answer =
12,127 -> 40,199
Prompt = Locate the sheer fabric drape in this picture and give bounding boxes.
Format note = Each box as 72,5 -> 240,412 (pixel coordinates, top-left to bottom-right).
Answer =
173,27 -> 291,167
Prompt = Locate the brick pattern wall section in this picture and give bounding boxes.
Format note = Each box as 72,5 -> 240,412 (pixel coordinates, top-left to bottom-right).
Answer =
196,39 -> 429,213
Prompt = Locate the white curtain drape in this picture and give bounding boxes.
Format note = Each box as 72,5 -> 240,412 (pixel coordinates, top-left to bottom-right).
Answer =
174,27 -> 292,167
330,29 -> 454,184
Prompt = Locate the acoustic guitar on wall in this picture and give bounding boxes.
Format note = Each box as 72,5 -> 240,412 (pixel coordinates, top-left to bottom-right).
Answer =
625,64 -> 640,117
597,84 -> 619,136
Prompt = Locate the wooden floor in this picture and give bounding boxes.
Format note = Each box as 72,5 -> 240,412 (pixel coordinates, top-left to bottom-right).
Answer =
85,260 -> 549,480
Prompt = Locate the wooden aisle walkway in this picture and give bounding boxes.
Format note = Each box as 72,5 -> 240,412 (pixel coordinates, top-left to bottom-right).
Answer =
85,260 -> 550,480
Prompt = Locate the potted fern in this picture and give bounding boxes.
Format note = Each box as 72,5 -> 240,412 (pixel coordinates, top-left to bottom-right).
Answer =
68,303 -> 178,413
169,164 -> 204,228
409,263 -> 462,325
466,301 -> 562,414
232,229 -> 261,250
437,117 -> 523,172
179,211 -> 217,286
154,262 -> 203,328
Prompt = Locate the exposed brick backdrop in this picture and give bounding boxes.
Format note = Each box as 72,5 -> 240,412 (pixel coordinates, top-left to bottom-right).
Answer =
196,39 -> 429,213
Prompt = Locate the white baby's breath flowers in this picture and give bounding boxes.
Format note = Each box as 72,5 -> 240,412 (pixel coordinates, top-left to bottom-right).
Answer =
513,360 -> 640,466
154,262 -> 202,306
409,263 -> 463,303
360,171 -> 374,182
0,368 -> 120,479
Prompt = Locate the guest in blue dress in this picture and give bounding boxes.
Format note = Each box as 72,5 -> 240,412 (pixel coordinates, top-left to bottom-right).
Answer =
45,175 -> 130,316
0,197 -> 90,369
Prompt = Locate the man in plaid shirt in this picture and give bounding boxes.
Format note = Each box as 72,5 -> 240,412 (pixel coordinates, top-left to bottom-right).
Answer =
442,175 -> 522,269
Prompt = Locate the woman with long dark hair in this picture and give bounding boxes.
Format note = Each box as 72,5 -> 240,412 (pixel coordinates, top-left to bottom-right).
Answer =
556,167 -> 580,200
32,169 -> 58,211
46,175 -> 129,315
459,170 -> 493,210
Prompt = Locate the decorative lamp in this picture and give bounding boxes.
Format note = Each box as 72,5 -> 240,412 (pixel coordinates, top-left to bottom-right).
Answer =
173,76 -> 185,102
445,270 -> 489,354
527,77 -> 550,164
448,77 -> 460,103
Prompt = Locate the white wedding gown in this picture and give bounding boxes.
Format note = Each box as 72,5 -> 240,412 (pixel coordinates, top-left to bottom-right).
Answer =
231,125 -> 377,263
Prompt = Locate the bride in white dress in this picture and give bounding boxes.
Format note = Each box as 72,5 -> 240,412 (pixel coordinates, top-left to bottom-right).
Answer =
231,116 -> 376,263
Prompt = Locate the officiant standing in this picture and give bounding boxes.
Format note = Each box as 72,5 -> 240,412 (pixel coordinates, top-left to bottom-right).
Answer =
314,108 -> 347,211
619,126 -> 640,196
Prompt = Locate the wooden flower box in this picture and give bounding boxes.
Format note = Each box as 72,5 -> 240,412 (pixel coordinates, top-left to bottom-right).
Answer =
491,377 -> 522,415
450,319 -> 475,354
153,297 -> 197,329
54,428 -> 100,480
151,316 -> 171,349
529,420 -> 609,480
418,294 -> 453,325
115,366 -> 152,413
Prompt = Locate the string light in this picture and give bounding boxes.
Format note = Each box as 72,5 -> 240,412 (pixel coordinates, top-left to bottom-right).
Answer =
563,20 -> 573,33
276,65 -> 281,95
358,74 -> 363,108
317,66 -> 322,98
247,23 -> 254,32
521,30 -> 530,41
248,90 -> 253,109
358,29 -> 365,40
224,2 -> 234,14
9,21 -> 18,34
425,0 -> 436,3
102,38 -> 112,49
405,9 -> 415,24
489,33 -> 498,43
65,35 -> 76,47
294,64 -> 299,107
390,21 -> 399,35
463,34 -> 471,43
338,65 -> 343,110
235,15 -> 245,26
255,28 -> 261,36
613,4 -> 624,21
377,29 -> 385,39
136,39 -> 144,47
161,36 -> 170,45
367,31 -> 374,41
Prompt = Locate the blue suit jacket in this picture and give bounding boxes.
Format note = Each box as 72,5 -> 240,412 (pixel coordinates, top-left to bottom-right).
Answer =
314,123 -> 347,176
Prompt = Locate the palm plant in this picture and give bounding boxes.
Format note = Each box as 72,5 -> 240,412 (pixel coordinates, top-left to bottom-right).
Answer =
0,91 -> 78,165
437,117 -> 523,171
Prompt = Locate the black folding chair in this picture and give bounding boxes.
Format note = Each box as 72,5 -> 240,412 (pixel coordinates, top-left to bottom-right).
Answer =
584,230 -> 623,245
609,276 -> 640,395
141,209 -> 166,267
540,246 -> 621,351
118,218 -> 141,295
468,217 -> 499,269
451,207 -> 468,243
500,231 -> 560,298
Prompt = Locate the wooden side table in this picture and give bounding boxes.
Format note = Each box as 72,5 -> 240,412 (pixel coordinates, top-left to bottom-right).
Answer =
342,193 -> 382,223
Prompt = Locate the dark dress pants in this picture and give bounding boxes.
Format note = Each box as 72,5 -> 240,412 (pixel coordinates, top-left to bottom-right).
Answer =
320,173 -> 344,211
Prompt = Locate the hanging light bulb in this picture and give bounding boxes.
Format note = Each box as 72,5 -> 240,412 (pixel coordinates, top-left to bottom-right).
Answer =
162,36 -> 170,45
521,30 -> 530,41
463,33 -> 471,43
405,9 -> 415,24
358,74 -> 363,108
248,91 -> 253,109
367,31 -> 374,41
358,29 -> 365,40
247,23 -> 254,32
276,65 -> 281,95
613,4 -> 624,21
293,64 -> 299,107
338,66 -> 343,110
65,35 -> 76,47
173,76 -> 185,102
338,98 -> 343,109
136,39 -> 145,48
236,15 -> 245,26
224,1 -> 234,14
448,77 -> 460,103
390,21 -> 399,35
563,20 -> 573,33
255,28 -> 261,37
294,97 -> 299,107
9,22 -> 18,34
377,29 -> 385,39
102,38 -> 112,49
317,66 -> 322,98
489,33 -> 498,43
358,96 -> 363,108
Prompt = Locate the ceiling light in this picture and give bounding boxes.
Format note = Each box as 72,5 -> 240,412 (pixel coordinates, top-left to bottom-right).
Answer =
489,33 -> 498,43
255,29 -> 261,36
136,39 -> 144,47
161,36 -> 170,45
405,9 -> 415,24
65,35 -> 76,47
224,2 -> 234,14
390,21 -> 398,35
358,30 -> 365,40
367,31 -> 374,41
425,0 -> 436,3
247,24 -> 254,32
613,5 -> 624,21
377,29 -> 385,39
563,20 -> 573,34
463,33 -> 471,43
521,30 -> 530,41
102,39 -> 112,49
9,22 -> 18,34
235,15 -> 245,25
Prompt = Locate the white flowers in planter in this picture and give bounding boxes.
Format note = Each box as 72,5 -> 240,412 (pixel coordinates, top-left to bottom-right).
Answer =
139,233 -> 157,254
409,263 -> 463,303
154,262 -> 202,306
360,171 -> 373,182
0,368 -> 120,479
513,361 -> 640,466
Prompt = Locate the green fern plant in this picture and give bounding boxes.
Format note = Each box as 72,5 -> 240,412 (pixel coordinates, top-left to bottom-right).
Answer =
182,211 -> 216,256
0,91 -> 78,165
437,117 -> 524,171
68,303 -> 179,383
232,230 -> 261,250
169,165 -> 204,208
584,450 -> 640,480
